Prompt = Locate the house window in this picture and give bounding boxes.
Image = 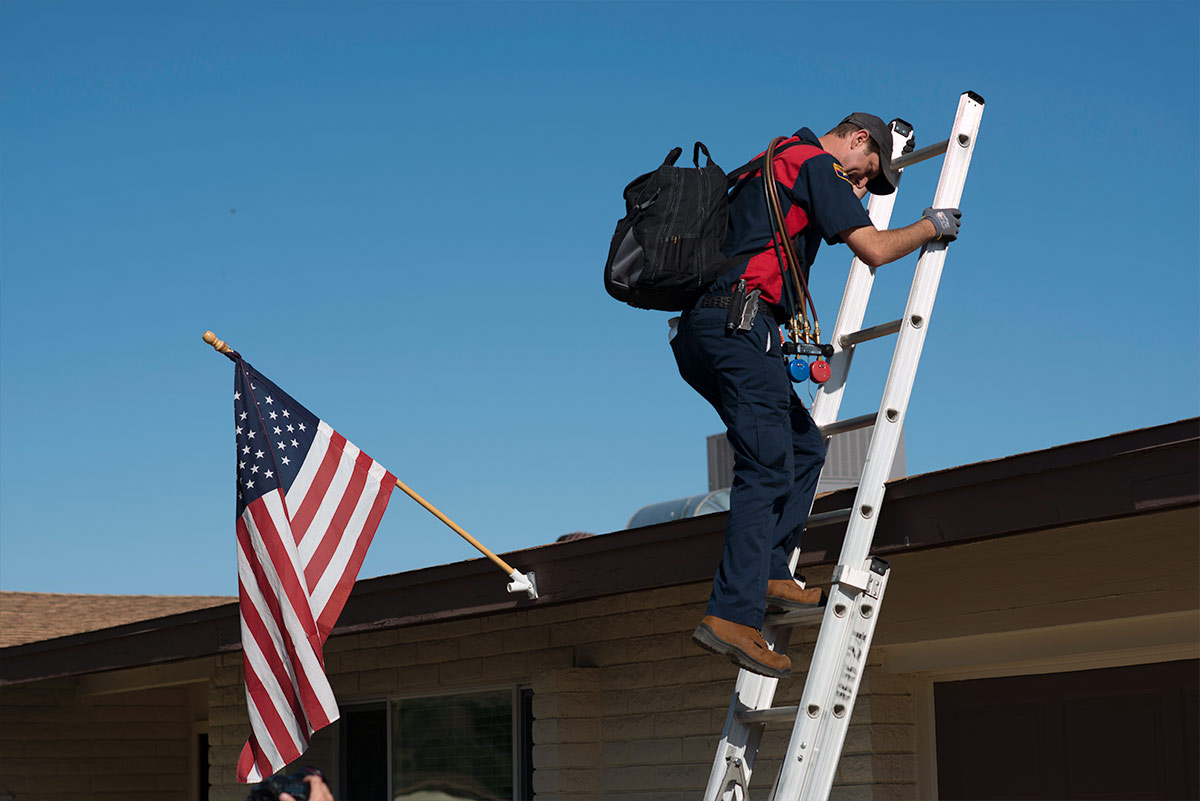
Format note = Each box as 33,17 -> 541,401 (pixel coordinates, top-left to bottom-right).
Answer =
340,688 -> 533,801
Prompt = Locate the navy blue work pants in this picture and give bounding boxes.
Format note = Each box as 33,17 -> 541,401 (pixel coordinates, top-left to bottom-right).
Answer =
670,306 -> 826,629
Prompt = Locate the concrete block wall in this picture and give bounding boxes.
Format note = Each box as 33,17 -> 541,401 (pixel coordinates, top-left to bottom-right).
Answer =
206,576 -> 918,799
0,679 -> 193,800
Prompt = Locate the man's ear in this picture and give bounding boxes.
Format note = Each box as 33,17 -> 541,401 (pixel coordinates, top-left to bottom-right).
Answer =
852,129 -> 871,150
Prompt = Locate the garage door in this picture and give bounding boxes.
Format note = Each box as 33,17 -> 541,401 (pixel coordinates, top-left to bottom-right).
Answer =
935,659 -> 1198,800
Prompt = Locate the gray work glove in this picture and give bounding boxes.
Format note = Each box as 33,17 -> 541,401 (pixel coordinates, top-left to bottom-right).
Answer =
922,207 -> 962,242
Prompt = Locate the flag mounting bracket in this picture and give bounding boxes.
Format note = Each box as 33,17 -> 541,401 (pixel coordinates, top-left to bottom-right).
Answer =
507,569 -> 539,599
393,476 -> 540,600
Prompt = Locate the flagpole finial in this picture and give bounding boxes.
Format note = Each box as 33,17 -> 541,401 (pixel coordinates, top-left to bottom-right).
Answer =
203,330 -> 231,352
203,331 -> 239,361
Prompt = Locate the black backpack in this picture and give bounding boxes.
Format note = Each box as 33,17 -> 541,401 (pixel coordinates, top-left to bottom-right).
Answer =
603,141 -> 797,311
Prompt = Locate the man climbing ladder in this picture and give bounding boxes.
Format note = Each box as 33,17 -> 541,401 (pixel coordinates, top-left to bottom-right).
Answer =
674,111 -> 963,679
700,90 -> 985,801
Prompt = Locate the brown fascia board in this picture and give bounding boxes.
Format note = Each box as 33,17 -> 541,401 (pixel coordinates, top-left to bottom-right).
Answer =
0,602 -> 242,686
2,418 -> 1196,686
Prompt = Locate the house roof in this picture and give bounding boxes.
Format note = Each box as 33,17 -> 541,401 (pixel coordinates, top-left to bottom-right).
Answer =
0,592 -> 236,648
1,417 -> 1196,686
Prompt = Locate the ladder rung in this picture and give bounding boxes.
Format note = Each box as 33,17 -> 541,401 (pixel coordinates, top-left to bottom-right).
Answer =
891,138 -> 949,170
807,507 -> 851,527
736,705 -> 799,726
819,413 -> 875,438
839,318 -> 902,348
765,605 -> 825,628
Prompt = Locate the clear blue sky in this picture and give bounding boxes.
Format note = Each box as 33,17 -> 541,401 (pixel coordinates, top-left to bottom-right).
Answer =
2,1 -> 1197,596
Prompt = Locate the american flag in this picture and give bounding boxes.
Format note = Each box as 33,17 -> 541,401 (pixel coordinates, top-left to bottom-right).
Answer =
231,359 -> 395,783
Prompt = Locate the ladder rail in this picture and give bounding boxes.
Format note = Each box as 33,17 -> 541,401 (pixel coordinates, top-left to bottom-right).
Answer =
770,563 -> 892,800
772,90 -> 985,801
830,91 -> 983,577
703,652 -> 780,801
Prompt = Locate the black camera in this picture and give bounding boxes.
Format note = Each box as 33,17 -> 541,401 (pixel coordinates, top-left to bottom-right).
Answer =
246,767 -> 324,801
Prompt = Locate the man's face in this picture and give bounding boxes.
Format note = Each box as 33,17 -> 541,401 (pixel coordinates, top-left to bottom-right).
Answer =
835,130 -> 881,190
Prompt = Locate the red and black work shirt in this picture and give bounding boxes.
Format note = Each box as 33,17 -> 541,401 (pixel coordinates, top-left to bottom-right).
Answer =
707,127 -> 872,313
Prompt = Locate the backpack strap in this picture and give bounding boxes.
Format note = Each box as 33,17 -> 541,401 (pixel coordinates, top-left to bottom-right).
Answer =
725,139 -> 806,189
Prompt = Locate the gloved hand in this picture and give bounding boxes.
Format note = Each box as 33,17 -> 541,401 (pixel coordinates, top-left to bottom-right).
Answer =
922,207 -> 962,242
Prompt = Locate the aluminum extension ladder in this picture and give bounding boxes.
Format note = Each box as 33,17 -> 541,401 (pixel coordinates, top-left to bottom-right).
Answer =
703,91 -> 986,800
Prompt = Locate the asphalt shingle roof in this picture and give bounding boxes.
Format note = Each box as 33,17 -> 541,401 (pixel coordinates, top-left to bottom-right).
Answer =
0,591 -> 235,648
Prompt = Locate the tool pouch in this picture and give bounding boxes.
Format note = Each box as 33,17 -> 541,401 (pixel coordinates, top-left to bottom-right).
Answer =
725,280 -> 760,332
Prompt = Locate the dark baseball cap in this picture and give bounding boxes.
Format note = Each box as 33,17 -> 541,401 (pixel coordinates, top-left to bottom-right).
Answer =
840,112 -> 900,196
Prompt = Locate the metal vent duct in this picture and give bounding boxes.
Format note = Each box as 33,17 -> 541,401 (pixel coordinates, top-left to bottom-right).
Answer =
706,425 -> 905,494
626,489 -> 731,530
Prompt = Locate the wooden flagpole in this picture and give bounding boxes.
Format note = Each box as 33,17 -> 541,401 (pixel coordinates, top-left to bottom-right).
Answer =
203,330 -> 539,598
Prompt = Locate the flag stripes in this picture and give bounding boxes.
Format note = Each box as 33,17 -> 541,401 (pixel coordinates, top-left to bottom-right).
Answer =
314,473 -> 392,636
301,447 -> 371,591
288,425 -> 345,546
237,493 -> 338,782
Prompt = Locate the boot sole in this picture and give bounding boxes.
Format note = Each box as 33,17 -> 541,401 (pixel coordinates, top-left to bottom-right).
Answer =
765,589 -> 827,613
692,623 -> 790,679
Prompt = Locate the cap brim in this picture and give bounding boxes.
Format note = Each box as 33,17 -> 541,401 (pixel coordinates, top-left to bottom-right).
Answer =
866,141 -> 898,196
866,167 -> 898,196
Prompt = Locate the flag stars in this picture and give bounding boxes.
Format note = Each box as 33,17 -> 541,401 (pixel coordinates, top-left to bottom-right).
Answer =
233,375 -> 321,502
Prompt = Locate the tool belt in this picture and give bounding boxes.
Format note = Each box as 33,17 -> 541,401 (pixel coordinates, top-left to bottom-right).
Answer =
699,293 -> 780,322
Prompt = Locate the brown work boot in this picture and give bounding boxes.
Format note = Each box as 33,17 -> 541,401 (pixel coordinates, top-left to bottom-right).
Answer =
765,578 -> 825,612
692,615 -> 791,679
